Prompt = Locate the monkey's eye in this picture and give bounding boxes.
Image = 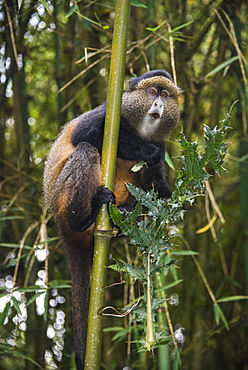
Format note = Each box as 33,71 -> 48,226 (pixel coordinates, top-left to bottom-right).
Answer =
147,87 -> 157,96
161,90 -> 169,98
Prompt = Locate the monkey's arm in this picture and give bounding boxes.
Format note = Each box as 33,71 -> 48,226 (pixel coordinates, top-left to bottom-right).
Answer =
142,160 -> 172,200
52,142 -> 114,233
136,142 -> 171,200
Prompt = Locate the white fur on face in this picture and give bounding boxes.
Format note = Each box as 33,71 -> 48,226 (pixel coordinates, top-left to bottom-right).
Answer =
138,113 -> 162,140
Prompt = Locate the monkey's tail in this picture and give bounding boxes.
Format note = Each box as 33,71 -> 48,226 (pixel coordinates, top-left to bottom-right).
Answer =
61,226 -> 94,370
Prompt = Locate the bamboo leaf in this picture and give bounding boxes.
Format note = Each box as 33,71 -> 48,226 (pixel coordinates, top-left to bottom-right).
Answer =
131,1 -> 147,8
205,56 -> 239,77
16,285 -> 46,292
0,301 -> 11,326
170,250 -> 198,255
196,215 -> 217,234
66,4 -> 78,17
38,0 -> 52,15
155,279 -> 183,292
0,243 -> 31,249
170,21 -> 193,32
26,291 -> 46,307
11,296 -> 22,315
44,292 -> 48,321
17,0 -> 23,9
217,295 -> 248,303
0,216 -> 24,220
146,20 -> 166,32
165,151 -> 175,170
213,303 -> 229,330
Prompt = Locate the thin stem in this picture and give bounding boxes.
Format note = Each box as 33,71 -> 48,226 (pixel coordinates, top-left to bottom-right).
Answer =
146,253 -> 155,351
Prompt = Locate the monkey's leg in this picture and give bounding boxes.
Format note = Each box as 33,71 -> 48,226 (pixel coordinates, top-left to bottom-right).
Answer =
53,141 -> 114,232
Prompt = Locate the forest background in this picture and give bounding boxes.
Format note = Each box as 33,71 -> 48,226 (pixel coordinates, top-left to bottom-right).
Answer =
0,0 -> 247,369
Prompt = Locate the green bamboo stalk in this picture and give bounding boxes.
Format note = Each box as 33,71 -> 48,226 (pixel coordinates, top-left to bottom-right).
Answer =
155,273 -> 171,370
84,1 -> 131,369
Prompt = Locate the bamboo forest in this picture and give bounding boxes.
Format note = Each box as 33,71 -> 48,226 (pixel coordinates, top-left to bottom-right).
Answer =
0,1 -> 247,369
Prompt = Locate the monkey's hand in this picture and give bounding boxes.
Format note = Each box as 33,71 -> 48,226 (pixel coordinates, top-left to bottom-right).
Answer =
143,144 -> 161,166
68,186 -> 115,233
95,185 -> 116,207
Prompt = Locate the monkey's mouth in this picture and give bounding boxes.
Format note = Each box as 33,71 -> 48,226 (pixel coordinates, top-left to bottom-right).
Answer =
149,113 -> 160,119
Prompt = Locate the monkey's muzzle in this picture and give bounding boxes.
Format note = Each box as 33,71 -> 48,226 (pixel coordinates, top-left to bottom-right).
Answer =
148,96 -> 164,120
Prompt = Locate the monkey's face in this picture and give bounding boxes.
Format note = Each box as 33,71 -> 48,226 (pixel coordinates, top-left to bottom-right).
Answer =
122,75 -> 181,142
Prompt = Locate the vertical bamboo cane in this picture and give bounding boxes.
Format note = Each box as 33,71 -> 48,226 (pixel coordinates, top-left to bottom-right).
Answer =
84,1 -> 131,369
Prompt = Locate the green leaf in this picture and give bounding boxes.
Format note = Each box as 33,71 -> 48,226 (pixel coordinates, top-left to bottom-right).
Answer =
213,303 -> 229,330
11,296 -> 22,315
39,236 -> 59,244
16,285 -> 46,293
202,123 -> 230,175
225,275 -> 242,288
205,56 -> 239,78
170,250 -> 198,255
131,161 -> 147,172
66,5 -> 78,17
38,0 -> 52,15
131,0 -> 147,8
170,21 -> 193,33
48,279 -> 71,288
44,292 -> 48,321
156,279 -> 183,292
0,342 -> 12,350
217,295 -> 248,303
165,151 -> 175,170
146,20 -> 166,32
0,301 -> 11,326
0,216 -> 24,221
0,243 -> 31,250
5,349 -> 41,366
114,259 -> 146,281
26,291 -> 46,307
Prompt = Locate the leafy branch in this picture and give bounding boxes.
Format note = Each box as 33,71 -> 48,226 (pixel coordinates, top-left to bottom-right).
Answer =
109,107 -> 234,352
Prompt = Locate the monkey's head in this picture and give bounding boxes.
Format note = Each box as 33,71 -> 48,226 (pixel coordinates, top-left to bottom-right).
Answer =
121,70 -> 181,142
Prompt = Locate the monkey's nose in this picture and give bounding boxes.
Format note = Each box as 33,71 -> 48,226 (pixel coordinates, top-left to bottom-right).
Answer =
148,97 -> 164,119
154,101 -> 162,108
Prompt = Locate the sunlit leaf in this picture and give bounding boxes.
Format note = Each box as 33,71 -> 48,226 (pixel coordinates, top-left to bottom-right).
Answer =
165,151 -> 175,170
170,21 -> 193,32
17,0 -> 22,9
217,295 -> 248,303
196,215 -> 217,234
131,161 -> 147,172
131,0 -> 147,8
0,301 -> 11,326
205,56 -> 239,78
